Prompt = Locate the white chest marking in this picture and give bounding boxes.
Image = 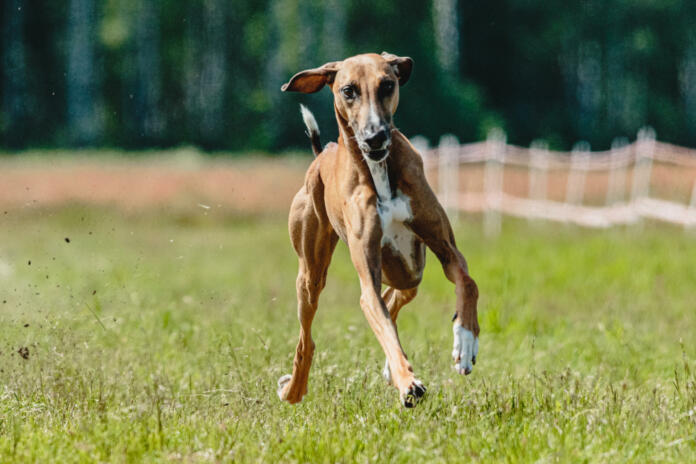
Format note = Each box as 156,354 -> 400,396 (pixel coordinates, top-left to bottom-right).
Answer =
366,160 -> 417,271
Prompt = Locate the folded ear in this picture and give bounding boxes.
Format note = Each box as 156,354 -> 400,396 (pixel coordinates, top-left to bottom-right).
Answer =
381,52 -> 414,86
281,61 -> 341,93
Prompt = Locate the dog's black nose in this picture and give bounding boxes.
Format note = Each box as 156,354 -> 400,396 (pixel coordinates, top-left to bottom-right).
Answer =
364,128 -> 389,150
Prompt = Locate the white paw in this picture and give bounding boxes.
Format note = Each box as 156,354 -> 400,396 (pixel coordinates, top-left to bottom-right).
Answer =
277,374 -> 292,400
452,324 -> 478,375
382,359 -> 392,384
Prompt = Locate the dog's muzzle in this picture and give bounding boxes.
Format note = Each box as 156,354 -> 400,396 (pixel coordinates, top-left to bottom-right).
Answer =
360,127 -> 391,162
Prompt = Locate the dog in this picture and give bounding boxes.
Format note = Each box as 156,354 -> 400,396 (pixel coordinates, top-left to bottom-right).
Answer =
277,52 -> 479,407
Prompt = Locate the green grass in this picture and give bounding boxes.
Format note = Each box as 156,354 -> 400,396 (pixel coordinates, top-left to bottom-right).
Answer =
1,207 -> 695,462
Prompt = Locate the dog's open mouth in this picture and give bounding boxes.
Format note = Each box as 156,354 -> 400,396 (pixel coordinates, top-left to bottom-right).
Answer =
366,149 -> 388,161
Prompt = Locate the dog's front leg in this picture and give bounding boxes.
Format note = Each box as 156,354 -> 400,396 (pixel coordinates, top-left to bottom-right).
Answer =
408,197 -> 480,376
344,192 -> 425,407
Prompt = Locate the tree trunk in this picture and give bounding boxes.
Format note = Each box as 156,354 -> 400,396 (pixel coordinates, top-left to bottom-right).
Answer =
1,0 -> 28,147
322,0 -> 346,62
433,0 -> 460,75
66,0 -> 102,145
680,38 -> 696,144
134,0 -> 163,143
575,41 -> 602,139
184,0 -> 226,148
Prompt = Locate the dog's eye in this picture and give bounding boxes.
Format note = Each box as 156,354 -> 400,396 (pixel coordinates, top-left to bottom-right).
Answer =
341,86 -> 356,100
379,80 -> 395,97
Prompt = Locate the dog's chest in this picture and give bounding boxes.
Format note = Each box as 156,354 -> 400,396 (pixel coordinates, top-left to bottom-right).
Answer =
367,161 -> 417,270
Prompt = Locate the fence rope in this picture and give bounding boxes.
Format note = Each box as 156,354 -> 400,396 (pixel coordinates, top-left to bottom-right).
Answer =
421,127 -> 696,234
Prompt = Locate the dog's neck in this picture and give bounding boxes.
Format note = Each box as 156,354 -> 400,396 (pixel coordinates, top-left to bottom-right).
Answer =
335,106 -> 394,202
365,159 -> 392,202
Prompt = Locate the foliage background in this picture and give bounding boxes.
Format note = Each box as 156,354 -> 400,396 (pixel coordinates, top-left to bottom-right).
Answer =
2,0 -> 696,151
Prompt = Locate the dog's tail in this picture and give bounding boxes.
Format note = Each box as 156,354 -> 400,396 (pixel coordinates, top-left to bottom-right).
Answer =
299,104 -> 322,157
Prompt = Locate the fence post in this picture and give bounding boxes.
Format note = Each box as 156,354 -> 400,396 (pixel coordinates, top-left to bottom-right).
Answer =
438,134 -> 460,223
529,140 -> 549,222
411,135 -> 430,158
606,137 -> 629,206
484,128 -> 505,237
566,141 -> 590,207
630,127 -> 656,222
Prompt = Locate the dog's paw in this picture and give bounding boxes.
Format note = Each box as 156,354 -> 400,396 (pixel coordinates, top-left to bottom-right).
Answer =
382,359 -> 392,384
276,374 -> 292,400
400,379 -> 427,408
452,323 -> 478,375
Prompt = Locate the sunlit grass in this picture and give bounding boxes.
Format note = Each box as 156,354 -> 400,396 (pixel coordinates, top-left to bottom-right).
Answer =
1,207 -> 695,462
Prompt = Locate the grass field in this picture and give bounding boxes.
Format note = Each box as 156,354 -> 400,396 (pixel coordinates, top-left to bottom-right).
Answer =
1,206 -> 695,462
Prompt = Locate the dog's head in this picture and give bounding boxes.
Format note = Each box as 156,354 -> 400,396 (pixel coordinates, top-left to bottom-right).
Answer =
282,52 -> 413,163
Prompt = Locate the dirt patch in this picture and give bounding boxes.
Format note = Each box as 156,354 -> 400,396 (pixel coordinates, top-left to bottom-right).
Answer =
17,346 -> 29,359
1,151 -> 693,214
0,153 -> 310,214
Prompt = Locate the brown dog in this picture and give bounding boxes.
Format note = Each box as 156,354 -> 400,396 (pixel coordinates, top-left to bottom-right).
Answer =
277,52 -> 479,407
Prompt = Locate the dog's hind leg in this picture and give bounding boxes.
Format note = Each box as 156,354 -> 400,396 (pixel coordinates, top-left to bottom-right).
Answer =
380,287 -> 418,384
278,184 -> 337,404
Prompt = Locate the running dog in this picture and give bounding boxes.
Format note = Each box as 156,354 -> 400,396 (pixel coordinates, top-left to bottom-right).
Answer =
277,52 -> 479,407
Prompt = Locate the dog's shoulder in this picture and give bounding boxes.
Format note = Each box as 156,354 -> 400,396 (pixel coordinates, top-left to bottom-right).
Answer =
303,141 -> 339,193
392,130 -> 425,171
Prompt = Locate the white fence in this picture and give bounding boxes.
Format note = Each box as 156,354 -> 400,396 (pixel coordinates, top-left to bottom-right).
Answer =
416,128 -> 696,235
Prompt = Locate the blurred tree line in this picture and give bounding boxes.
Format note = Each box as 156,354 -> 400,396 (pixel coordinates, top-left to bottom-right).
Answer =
1,0 -> 696,152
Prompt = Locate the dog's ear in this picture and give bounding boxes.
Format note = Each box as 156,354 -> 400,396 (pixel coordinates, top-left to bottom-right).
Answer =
281,61 -> 341,93
381,52 -> 413,86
